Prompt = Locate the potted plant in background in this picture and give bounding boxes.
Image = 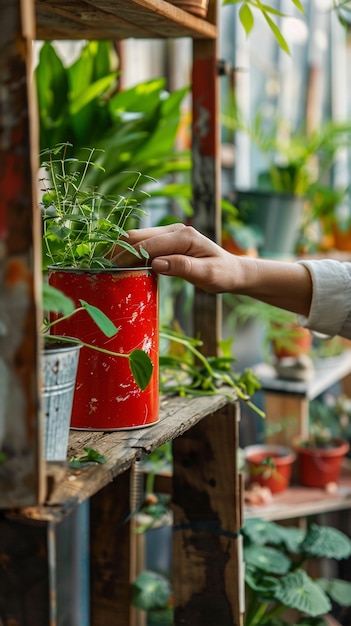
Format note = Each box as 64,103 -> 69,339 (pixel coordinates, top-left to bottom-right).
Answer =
244,443 -> 296,494
41,142 -> 157,431
223,103 -> 351,258
226,295 -> 313,379
292,422 -> 349,489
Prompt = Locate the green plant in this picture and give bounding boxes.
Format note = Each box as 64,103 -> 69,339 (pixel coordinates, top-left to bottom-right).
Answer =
36,41 -> 191,213
43,282 -> 153,390
309,393 -> 351,451
40,142 -> 151,269
222,104 -> 351,198
131,570 -> 173,625
224,294 -> 305,362
243,517 -> 351,626
159,325 -> 265,417
222,0 -> 304,55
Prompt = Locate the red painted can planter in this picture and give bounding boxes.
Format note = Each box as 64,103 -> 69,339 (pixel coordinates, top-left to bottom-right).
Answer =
48,267 -> 159,430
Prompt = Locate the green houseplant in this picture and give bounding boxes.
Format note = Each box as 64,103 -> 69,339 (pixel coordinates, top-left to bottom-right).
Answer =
41,142 -> 158,431
292,407 -> 350,489
243,517 -> 351,626
36,41 -> 191,217
223,103 -> 351,257
225,295 -> 312,364
244,444 -> 296,494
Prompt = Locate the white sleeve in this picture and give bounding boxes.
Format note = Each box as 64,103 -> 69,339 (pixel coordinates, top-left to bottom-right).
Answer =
296,259 -> 351,339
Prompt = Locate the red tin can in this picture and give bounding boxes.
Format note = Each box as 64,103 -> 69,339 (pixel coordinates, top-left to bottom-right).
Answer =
48,267 -> 159,430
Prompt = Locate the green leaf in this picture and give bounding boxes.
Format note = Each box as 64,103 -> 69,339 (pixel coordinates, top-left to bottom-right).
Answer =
301,524 -> 351,560
244,544 -> 291,575
272,569 -> 331,616
79,299 -> 120,338
239,3 -> 254,36
131,571 -> 172,611
129,349 -> 153,390
263,10 -> 291,55
42,282 -> 75,315
317,577 -> 351,607
69,446 -> 106,468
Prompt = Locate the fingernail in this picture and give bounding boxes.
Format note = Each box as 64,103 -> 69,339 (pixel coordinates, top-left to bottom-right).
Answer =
153,259 -> 170,272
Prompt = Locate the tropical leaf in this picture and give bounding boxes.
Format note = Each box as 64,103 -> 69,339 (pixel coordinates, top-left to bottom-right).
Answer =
272,569 -> 331,616
301,523 -> 351,560
131,570 -> 172,611
244,545 -> 291,575
317,577 -> 351,607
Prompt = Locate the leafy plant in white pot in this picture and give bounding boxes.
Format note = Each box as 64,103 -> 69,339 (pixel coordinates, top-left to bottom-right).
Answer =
40,142 -> 157,431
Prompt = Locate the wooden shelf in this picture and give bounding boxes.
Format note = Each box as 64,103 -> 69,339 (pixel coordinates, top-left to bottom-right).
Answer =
254,350 -> 351,400
35,0 -> 217,40
14,393 -> 234,523
244,462 -> 351,521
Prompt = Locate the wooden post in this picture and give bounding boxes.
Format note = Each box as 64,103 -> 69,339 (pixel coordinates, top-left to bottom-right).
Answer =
192,0 -> 221,355
90,469 -> 133,626
0,0 -> 44,507
173,402 -> 243,626
264,392 -> 309,445
0,513 -> 50,623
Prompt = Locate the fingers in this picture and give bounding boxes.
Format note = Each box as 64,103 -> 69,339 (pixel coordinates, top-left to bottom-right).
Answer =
111,224 -> 232,293
112,223 -> 188,267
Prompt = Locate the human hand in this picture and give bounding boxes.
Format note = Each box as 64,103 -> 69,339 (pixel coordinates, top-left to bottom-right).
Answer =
112,223 -> 244,294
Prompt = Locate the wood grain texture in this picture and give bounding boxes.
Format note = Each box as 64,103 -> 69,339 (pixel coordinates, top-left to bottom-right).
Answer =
15,393 -> 237,522
0,513 -> 50,624
35,0 -> 217,39
191,35 -> 221,355
90,471 -> 133,626
0,0 -> 43,508
172,402 -> 243,626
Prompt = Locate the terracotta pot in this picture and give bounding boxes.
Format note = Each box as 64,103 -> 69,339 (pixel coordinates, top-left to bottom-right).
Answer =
245,444 -> 296,494
168,0 -> 209,18
293,437 -> 349,488
271,324 -> 312,359
222,233 -> 258,257
48,267 -> 159,431
332,224 -> 351,252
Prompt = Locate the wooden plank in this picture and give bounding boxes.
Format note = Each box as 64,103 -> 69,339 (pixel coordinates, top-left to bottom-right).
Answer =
90,469 -> 133,626
264,392 -> 309,445
35,0 -> 217,40
15,394 -> 235,522
173,402 -> 243,626
0,0 -> 43,507
244,462 -> 351,521
35,0 -> 154,40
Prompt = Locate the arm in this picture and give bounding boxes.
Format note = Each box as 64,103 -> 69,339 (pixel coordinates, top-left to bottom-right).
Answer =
113,224 -> 313,317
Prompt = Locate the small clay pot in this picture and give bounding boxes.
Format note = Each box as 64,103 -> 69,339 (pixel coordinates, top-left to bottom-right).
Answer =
245,444 -> 296,494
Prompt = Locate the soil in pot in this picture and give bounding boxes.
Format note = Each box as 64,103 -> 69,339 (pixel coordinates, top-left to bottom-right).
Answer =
294,437 -> 350,488
245,444 -> 296,494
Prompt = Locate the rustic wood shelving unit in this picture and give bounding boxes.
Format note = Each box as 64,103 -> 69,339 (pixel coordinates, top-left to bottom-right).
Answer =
1,1 -> 244,625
